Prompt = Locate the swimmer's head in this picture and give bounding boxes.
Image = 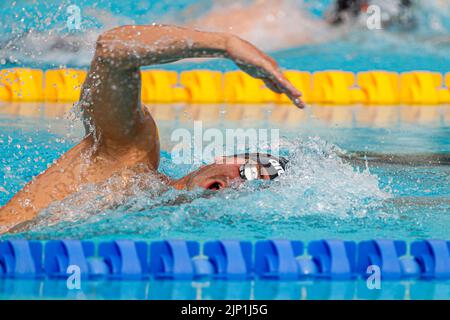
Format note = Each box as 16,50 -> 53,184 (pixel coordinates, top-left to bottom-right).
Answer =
171,153 -> 288,191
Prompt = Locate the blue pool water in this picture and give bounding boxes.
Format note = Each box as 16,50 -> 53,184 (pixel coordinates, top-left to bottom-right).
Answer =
0,104 -> 448,242
1,0 -> 449,71
1,278 -> 450,300
1,104 -> 448,300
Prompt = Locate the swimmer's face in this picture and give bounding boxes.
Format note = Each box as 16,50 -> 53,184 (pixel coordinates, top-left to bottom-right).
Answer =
170,155 -> 272,191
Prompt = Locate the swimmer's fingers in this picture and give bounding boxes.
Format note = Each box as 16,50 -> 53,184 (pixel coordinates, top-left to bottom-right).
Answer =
226,35 -> 304,108
263,77 -> 305,109
263,79 -> 284,94
254,59 -> 305,108
265,70 -> 305,109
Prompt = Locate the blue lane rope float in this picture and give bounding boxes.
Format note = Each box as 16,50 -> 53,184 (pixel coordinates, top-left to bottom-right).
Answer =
411,240 -> 450,279
203,240 -> 253,280
150,240 -> 200,280
308,239 -> 357,280
0,239 -> 449,281
357,239 -> 416,280
0,240 -> 43,278
44,240 -> 95,279
254,240 -> 304,280
98,240 -> 149,280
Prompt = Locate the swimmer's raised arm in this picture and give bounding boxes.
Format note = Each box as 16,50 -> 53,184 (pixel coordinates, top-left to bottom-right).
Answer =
81,25 -> 303,152
0,25 -> 304,233
96,24 -> 303,105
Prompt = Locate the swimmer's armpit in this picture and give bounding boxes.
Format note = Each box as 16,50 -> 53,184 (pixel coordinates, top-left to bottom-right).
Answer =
95,24 -> 304,108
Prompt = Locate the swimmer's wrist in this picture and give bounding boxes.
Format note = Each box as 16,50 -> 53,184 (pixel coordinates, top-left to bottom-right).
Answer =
223,33 -> 239,58
189,31 -> 231,59
209,32 -> 234,58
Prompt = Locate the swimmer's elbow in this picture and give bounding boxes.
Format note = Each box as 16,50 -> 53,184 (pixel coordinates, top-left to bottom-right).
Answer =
94,27 -> 136,64
94,25 -> 163,66
95,24 -> 163,50
94,24 -> 229,67
94,32 -> 122,63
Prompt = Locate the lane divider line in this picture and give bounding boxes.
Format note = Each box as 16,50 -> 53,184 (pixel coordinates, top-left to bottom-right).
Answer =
1,239 -> 449,280
1,69 -> 449,104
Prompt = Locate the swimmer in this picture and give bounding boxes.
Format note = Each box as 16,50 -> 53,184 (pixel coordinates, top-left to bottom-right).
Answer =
326,0 -> 416,30
0,24 -> 303,233
187,0 -> 331,50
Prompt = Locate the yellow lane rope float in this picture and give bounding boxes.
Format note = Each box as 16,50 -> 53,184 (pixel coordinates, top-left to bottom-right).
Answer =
1,68 -> 449,105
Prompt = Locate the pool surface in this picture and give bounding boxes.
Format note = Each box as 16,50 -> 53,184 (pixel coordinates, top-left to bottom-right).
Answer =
1,103 -> 448,243
1,278 -> 450,300
1,0 -> 449,72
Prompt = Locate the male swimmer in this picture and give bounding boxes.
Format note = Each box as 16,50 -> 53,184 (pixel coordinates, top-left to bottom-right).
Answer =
326,0 -> 416,30
0,24 -> 303,233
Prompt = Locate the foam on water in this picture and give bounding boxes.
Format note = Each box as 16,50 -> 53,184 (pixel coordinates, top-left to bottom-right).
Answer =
1,104 -> 449,241
2,135 -> 392,240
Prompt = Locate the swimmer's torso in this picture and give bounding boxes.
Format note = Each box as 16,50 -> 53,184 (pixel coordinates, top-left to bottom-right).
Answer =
0,114 -> 162,232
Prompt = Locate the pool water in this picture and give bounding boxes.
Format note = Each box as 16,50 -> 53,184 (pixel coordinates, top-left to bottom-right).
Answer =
1,0 -> 449,71
1,103 -> 449,242
1,278 -> 450,300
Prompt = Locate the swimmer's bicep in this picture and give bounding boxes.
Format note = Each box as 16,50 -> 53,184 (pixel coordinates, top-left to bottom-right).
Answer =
79,55 -> 144,141
79,25 -> 228,140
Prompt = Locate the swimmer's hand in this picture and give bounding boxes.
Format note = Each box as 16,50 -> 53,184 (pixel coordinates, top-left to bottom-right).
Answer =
225,35 -> 305,108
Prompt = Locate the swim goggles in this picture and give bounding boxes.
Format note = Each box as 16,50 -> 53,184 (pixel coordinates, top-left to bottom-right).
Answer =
238,153 -> 288,181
